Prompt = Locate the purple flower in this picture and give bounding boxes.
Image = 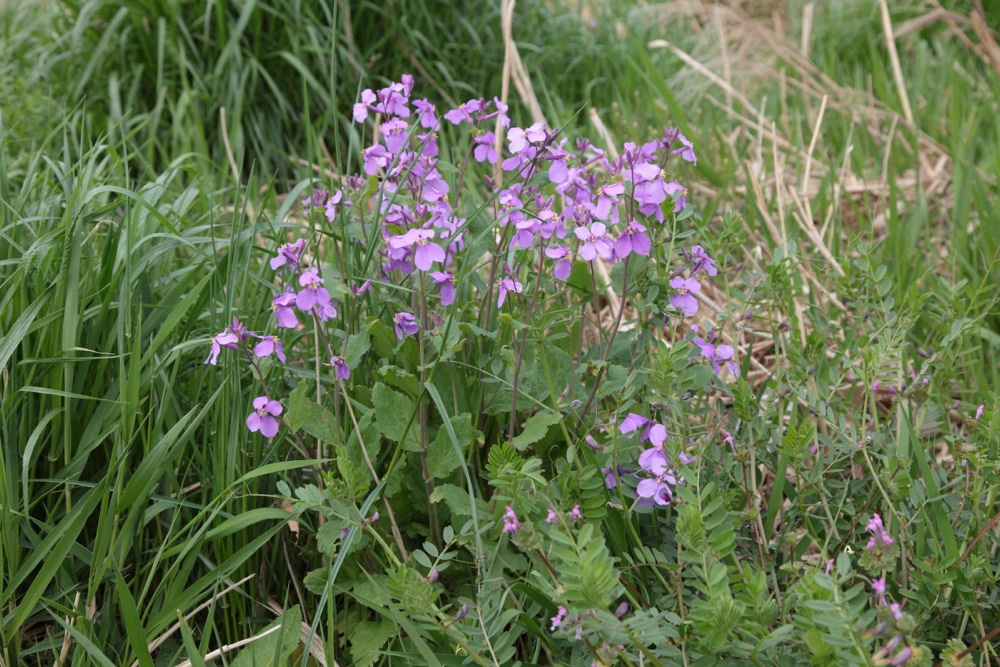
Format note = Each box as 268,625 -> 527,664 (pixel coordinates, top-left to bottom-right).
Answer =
507,123 -> 546,154
425,568 -> 440,583
272,291 -> 299,328
204,318 -> 248,365
865,513 -> 894,552
619,413 -> 650,436
664,182 -> 687,211
615,221 -> 651,258
570,504 -> 583,520
269,238 -> 306,270
204,329 -> 239,365
635,452 -> 676,506
473,132 -> 499,164
689,245 -> 718,276
497,274 -> 524,308
975,404 -> 985,421
545,508 -> 558,524
672,133 -> 697,164
550,605 -> 567,631
502,505 -> 520,534
413,99 -> 438,128
296,268 -> 328,309
872,577 -> 887,606
574,222 -> 613,261
254,335 -> 287,363
693,335 -> 739,376
430,271 -> 457,306
888,647 -> 912,666
393,312 -> 418,340
388,228 -> 446,271
330,355 -> 350,380
444,98 -> 483,125
381,118 -> 411,153
545,245 -> 572,280
592,182 -> 625,219
324,189 -> 350,222
669,276 -> 700,316
246,396 -> 282,438
362,144 -> 390,175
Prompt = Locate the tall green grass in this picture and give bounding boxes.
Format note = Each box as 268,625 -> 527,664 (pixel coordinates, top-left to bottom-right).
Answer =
1,0 -> 997,664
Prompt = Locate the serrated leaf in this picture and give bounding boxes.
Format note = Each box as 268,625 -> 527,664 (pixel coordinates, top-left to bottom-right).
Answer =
511,410 -> 562,451
344,329 -> 371,369
351,620 -> 395,667
285,382 -> 338,443
428,413 -> 473,479
372,383 -> 419,450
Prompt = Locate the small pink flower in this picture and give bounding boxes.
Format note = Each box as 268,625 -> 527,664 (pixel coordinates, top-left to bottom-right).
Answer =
502,505 -> 520,534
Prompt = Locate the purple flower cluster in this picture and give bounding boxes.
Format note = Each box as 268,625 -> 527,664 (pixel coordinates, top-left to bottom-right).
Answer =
616,413 -> 696,507
870,578 -> 912,665
865,513 -> 894,553
691,326 -> 739,377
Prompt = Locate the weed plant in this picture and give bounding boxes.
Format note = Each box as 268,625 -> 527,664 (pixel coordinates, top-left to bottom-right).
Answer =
1,1 -> 998,665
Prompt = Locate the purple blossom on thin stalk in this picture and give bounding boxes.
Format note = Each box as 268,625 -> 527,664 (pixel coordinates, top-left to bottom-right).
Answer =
615,221 -> 651,258
502,506 -> 520,534
635,451 -> 676,506
665,182 -> 687,211
669,276 -> 701,316
269,238 -> 306,270
246,396 -> 282,438
507,123 -> 547,154
688,245 -> 718,276
393,312 -> 418,340
272,291 -> 299,328
544,508 -> 558,524
430,271 -> 457,306
472,132 -> 499,164
253,334 -> 287,363
324,189 -> 351,222
330,355 -> 350,381
574,222 -> 613,261
387,228 -> 446,271
296,268 -> 333,312
497,267 -> 524,308
204,317 -> 249,365
692,328 -> 740,377
544,245 -> 572,281
672,133 -> 697,164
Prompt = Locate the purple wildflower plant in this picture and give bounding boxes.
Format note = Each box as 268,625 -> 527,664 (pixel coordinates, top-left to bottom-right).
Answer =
387,228 -> 446,271
497,265 -> 524,308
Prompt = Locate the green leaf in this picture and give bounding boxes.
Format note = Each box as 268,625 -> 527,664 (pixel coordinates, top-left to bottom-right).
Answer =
229,605 -> 301,667
372,382 -> 419,450
428,413 -> 474,479
336,413 -> 380,495
285,382 -> 338,443
511,410 -> 562,451
344,329 -> 371,369
351,620 -> 395,667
